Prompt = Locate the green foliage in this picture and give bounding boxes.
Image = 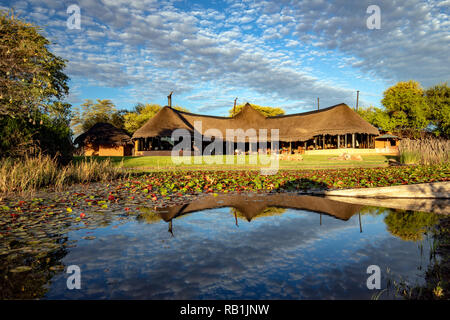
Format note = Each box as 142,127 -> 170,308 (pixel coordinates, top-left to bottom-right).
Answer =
65,163 -> 449,194
359,81 -> 449,137
357,106 -> 394,131
124,103 -> 162,134
173,105 -> 190,113
0,115 -> 34,156
71,99 -> 126,134
399,151 -> 421,165
229,104 -> 285,117
425,83 -> 450,137
0,10 -> 72,161
0,111 -> 73,163
381,80 -> 429,134
0,10 -> 69,117
384,210 -> 439,241
123,103 -> 189,134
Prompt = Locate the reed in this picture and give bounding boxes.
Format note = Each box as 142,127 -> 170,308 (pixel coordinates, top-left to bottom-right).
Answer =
398,138 -> 449,165
0,154 -> 128,195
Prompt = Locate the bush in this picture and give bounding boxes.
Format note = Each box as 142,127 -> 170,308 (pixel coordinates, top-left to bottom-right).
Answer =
0,114 -> 74,164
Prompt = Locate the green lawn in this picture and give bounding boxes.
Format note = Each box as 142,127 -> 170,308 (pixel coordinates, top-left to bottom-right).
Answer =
73,154 -> 394,170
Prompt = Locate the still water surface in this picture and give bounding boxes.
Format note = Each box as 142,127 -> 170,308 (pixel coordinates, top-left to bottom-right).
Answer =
0,193 -> 444,299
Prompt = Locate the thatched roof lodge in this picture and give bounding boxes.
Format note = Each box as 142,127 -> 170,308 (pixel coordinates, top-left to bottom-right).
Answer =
74,122 -> 133,156
132,103 -> 380,155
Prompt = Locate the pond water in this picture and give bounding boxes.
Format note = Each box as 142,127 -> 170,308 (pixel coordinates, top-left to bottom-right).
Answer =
0,193 -> 446,300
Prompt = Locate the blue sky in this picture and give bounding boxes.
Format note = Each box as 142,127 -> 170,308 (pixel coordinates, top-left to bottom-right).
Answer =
2,0 -> 449,116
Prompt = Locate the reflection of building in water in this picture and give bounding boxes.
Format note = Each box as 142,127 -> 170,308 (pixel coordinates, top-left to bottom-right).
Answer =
138,194 -> 365,236
136,194 -> 440,240
230,207 -> 286,223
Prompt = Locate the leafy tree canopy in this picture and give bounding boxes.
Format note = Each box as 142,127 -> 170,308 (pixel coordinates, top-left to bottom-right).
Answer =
384,210 -> 439,241
229,104 -> 285,117
124,103 -> 189,134
425,82 -> 450,137
381,80 -> 429,132
71,99 -> 126,135
357,106 -> 394,131
0,10 -> 72,161
124,103 -> 161,134
0,10 -> 69,118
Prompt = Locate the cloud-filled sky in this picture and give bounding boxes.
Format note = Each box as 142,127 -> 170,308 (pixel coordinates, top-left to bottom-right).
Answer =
2,0 -> 449,116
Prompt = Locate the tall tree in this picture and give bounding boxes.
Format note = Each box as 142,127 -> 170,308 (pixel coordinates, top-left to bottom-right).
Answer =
71,99 -> 125,134
123,103 -> 162,134
425,83 -> 450,137
0,10 -> 69,118
381,80 -> 429,135
229,104 -> 285,117
357,106 -> 394,131
0,10 -> 72,160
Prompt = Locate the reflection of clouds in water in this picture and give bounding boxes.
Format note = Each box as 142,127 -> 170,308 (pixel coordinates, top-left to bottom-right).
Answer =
45,208 -> 432,299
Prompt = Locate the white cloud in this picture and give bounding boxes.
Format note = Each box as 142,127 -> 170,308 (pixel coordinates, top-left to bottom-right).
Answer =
4,0 -> 448,113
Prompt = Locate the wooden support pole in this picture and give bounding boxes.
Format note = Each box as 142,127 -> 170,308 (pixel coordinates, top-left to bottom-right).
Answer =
337,135 -> 340,149
168,220 -> 173,236
345,134 -> 347,148
359,213 -> 362,233
323,134 -> 325,149
356,90 -> 359,111
352,133 -> 355,148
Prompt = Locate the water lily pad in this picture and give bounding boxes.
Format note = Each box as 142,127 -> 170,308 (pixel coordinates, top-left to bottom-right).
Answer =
49,265 -> 65,271
10,266 -> 32,273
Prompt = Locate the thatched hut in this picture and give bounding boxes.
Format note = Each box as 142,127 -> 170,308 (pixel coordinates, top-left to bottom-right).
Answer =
132,103 -> 380,155
74,122 -> 133,156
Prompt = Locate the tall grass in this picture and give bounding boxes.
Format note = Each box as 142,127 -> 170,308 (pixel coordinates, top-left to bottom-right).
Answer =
399,138 -> 449,165
0,154 -> 128,195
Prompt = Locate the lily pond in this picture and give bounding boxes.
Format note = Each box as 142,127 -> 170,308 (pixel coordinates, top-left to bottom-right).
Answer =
1,189 -> 449,300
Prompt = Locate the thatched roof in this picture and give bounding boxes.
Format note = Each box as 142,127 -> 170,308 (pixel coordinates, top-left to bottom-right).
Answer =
74,122 -> 133,147
132,103 -> 379,142
375,134 -> 401,140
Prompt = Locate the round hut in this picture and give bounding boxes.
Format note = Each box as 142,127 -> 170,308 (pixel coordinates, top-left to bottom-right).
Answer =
74,122 -> 133,156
